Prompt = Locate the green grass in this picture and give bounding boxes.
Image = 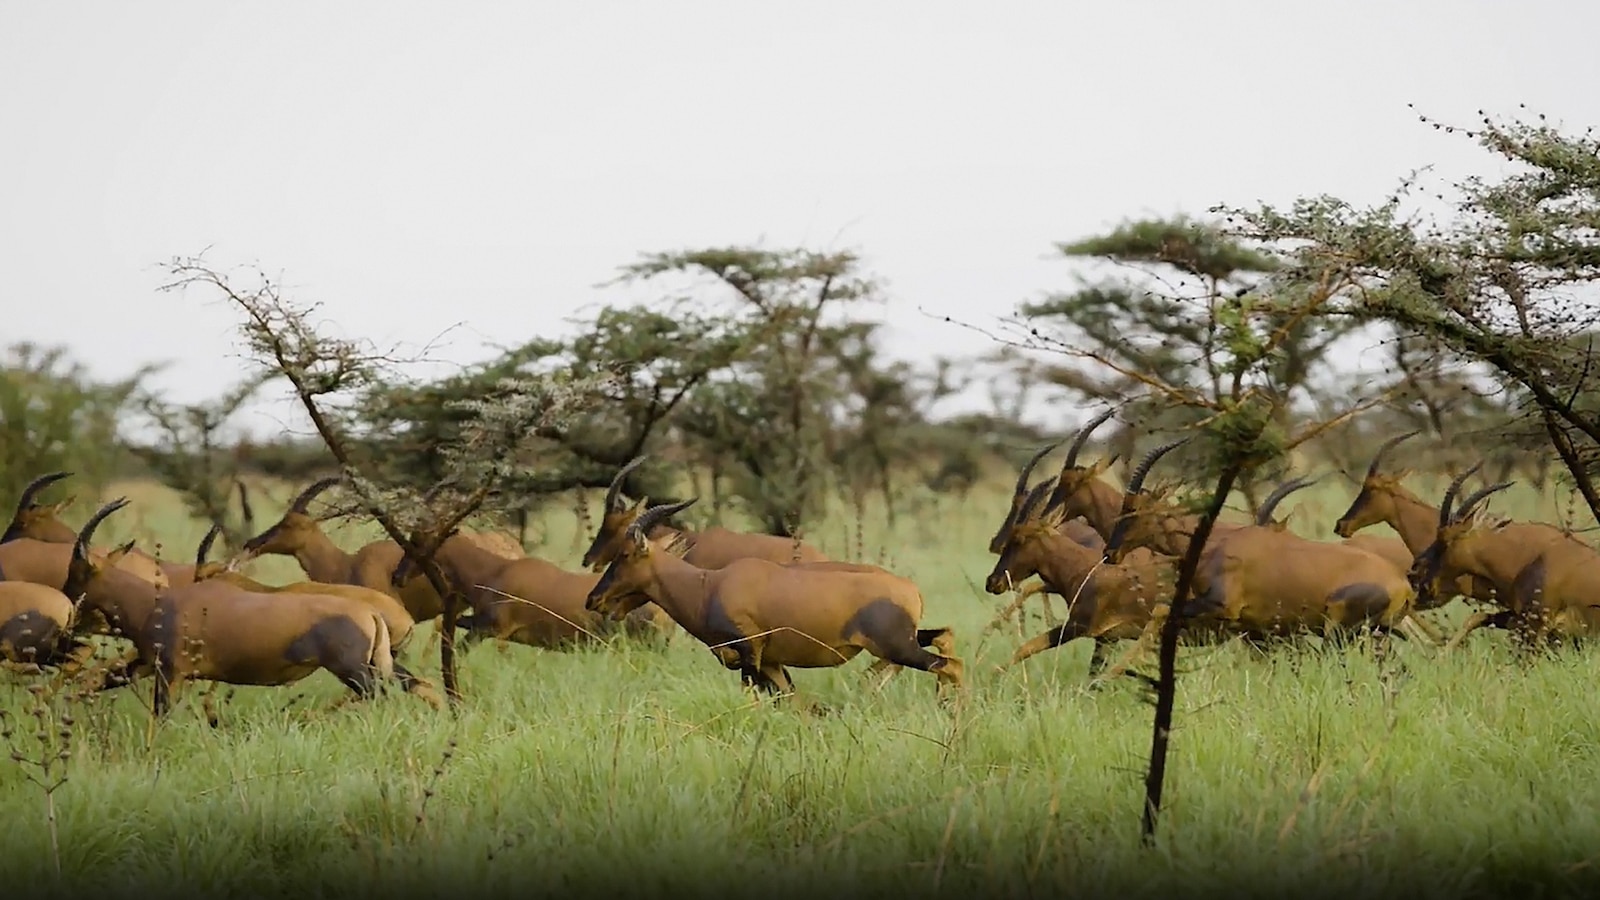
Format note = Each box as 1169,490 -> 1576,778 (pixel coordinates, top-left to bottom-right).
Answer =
3,473 -> 1598,899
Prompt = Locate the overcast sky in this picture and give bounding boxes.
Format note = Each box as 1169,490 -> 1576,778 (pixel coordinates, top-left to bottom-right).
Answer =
4,0 -> 1597,439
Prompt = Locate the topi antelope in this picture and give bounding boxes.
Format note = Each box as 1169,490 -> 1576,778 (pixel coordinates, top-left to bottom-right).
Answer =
0,580 -> 91,671
1036,407 -> 1129,541
1407,474 -> 1579,649
986,438 -> 1211,678
1185,474 -> 1419,643
1332,431 -> 1499,607
240,475 -> 525,623
67,499 -> 402,718
388,528 -> 677,650
192,523 -> 443,708
580,456 -> 829,572
3,471 -> 174,589
983,439 -> 1106,629
585,498 -> 963,704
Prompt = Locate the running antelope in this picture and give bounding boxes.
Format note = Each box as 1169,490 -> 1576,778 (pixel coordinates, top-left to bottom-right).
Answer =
580,456 -> 829,571
585,499 -> 963,704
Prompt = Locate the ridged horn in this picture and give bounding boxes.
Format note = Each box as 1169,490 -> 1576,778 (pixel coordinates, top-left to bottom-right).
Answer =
1063,407 -> 1117,469
1452,480 -> 1514,525
1365,430 -> 1420,479
628,497 -> 697,539
1254,474 -> 1321,526
72,498 -> 130,565
195,521 -> 225,567
16,471 -> 71,512
1437,461 -> 1485,529
289,476 -> 345,514
606,456 -> 648,513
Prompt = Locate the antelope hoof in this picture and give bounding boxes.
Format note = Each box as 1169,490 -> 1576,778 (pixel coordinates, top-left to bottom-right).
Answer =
408,680 -> 446,710
931,631 -> 957,658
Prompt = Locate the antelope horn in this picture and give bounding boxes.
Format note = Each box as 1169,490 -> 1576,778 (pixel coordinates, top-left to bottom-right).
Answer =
628,497 -> 697,539
289,476 -> 346,514
73,498 -> 130,565
195,521 -> 225,567
1063,407 -> 1117,469
16,471 -> 72,512
1437,461 -> 1485,529
1124,437 -> 1190,496
1013,441 -> 1064,501
1104,436 -> 1190,556
1365,430 -> 1421,479
1254,474 -> 1322,526
1453,481 -> 1514,525
606,456 -> 648,513
1017,479 -> 1056,524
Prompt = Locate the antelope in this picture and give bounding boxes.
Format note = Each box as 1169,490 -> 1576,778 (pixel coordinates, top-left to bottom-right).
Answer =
388,529 -> 677,650
584,498 -> 963,704
580,456 -> 830,572
1407,474 -> 1578,649
1332,431 -> 1499,607
191,524 -> 443,708
1037,407 -> 1129,540
240,476 -> 525,623
0,580 -> 90,671
983,439 -> 1107,628
66,499 -> 404,718
4,471 -> 174,588
986,438 -> 1209,677
1185,475 -> 1418,643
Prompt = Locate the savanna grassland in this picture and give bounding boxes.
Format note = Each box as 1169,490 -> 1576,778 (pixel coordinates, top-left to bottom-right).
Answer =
3,470 -> 1597,900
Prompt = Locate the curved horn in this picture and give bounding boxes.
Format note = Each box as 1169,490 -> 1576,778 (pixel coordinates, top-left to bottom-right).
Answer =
1254,474 -> 1322,526
1103,437 -> 1190,557
15,471 -> 72,513
1063,407 -> 1117,469
72,498 -> 130,565
1017,479 -> 1056,524
1013,441 -> 1064,501
1365,430 -> 1420,479
288,476 -> 345,514
1453,480 -> 1514,525
605,456 -> 648,513
1124,437 -> 1191,497
628,498 -> 697,539
195,521 -> 225,567
1437,461 -> 1485,529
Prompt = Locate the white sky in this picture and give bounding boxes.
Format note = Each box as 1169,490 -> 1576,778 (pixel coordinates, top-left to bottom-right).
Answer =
4,0 -> 1597,440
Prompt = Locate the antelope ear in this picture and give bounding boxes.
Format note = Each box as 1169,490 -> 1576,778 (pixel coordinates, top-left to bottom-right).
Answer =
628,495 -> 650,514
52,495 -> 77,514
1090,456 -> 1114,476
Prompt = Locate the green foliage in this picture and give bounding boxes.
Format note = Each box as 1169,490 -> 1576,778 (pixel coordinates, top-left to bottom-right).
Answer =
0,342 -> 152,513
1219,107 -> 1600,522
1056,214 -> 1280,281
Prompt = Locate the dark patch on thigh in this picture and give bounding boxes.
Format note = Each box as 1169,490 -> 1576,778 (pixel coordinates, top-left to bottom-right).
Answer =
1184,551 -> 1228,616
284,615 -> 370,667
0,611 -> 61,660
1510,556 -> 1548,615
842,598 -> 917,647
1327,581 -> 1391,622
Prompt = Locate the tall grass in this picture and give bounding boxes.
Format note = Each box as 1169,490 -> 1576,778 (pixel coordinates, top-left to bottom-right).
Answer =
2,474 -> 1596,899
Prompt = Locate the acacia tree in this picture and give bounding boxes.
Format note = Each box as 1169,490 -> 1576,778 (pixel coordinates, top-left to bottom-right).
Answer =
615,246 -> 889,536
1009,216 -> 1358,510
158,257 -> 615,705
955,231 -> 1397,843
1220,107 -> 1600,524
0,343 -> 152,513
124,375 -> 268,549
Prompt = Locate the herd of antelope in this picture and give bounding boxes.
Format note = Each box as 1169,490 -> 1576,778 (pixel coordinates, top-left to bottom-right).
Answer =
0,410 -> 1590,723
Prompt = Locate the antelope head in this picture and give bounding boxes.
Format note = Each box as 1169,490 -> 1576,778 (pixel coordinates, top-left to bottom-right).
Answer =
1333,430 -> 1420,538
986,440 -> 1063,554
1102,437 -> 1191,561
586,497 -> 696,619
1040,407 -> 1119,522
2,471 -> 78,543
240,476 -> 345,558
985,480 -> 1060,594
581,456 -> 651,571
1407,462 -> 1508,607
